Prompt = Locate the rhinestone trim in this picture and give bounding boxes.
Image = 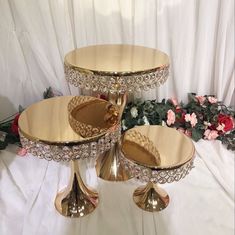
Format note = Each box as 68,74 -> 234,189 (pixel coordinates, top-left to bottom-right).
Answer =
68,96 -> 119,138
120,151 -> 194,184
123,129 -> 161,166
19,128 -> 121,162
64,64 -> 169,94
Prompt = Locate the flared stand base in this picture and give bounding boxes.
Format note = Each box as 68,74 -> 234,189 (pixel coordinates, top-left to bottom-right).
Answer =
133,182 -> 169,212
96,142 -> 132,181
55,160 -> 99,218
95,92 -> 131,181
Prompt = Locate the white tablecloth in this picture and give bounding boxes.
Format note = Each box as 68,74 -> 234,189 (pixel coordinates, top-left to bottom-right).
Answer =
0,140 -> 234,235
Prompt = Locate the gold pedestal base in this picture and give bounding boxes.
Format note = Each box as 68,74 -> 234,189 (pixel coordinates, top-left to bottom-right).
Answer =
133,182 -> 169,212
96,142 -> 132,181
55,160 -> 98,218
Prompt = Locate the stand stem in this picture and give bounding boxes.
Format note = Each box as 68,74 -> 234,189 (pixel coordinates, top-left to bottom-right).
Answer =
96,142 -> 131,181
133,182 -> 170,212
55,160 -> 98,217
96,92 -> 132,181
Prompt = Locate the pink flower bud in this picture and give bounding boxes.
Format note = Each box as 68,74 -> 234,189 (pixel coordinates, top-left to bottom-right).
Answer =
208,96 -> 217,104
17,148 -> 27,157
167,109 -> 176,126
204,129 -> 219,140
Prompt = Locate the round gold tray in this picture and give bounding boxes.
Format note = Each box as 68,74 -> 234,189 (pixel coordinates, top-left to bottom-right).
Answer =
19,96 -> 120,162
18,96 -> 121,218
68,96 -> 119,138
64,44 -> 169,93
120,125 -> 195,212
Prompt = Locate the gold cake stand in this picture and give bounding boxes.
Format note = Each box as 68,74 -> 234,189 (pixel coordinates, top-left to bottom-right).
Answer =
18,96 -> 120,217
120,125 -> 195,212
64,44 -> 170,181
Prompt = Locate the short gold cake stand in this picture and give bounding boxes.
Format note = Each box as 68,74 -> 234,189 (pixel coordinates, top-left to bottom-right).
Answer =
18,96 -> 120,217
120,125 -> 195,212
64,44 -> 170,181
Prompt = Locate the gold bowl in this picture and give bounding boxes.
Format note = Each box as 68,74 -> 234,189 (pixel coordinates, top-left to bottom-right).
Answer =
68,96 -> 120,138
120,125 -> 195,212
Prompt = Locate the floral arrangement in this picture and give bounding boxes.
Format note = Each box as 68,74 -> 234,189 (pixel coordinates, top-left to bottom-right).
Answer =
0,87 -> 61,151
0,108 -> 22,150
1,90 -> 234,152
122,93 -> 235,151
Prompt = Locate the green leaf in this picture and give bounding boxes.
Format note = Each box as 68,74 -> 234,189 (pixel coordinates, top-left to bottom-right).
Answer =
192,129 -> 203,142
0,141 -> 7,150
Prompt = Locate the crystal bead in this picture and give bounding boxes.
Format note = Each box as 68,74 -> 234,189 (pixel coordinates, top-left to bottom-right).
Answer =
45,153 -> 52,160
90,150 -> 97,158
90,142 -> 97,150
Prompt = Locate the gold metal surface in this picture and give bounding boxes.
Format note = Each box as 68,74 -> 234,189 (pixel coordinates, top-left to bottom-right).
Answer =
68,96 -> 119,138
122,129 -> 161,166
120,125 -> 195,212
96,93 -> 132,181
55,160 -> 98,217
122,125 -> 195,169
19,96 -> 88,144
133,182 -> 169,212
19,96 -> 115,217
65,44 -> 169,75
96,142 -> 132,181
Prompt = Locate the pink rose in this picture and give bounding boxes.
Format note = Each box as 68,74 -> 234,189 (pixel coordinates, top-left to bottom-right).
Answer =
167,109 -> 175,126
203,121 -> 212,127
17,148 -> 27,156
208,96 -> 217,104
177,127 -> 185,133
216,123 -> 225,132
204,129 -> 219,140
190,113 -> 198,127
184,114 -> 191,122
196,96 -> 206,105
184,113 -> 198,127
170,98 -> 179,106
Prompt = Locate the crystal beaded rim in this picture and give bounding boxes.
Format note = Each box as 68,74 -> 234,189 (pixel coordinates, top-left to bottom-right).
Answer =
19,127 -> 121,162
64,63 -> 169,94
68,96 -> 119,138
120,150 -> 194,184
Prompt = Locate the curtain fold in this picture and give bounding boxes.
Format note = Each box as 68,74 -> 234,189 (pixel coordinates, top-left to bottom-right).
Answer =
0,0 -> 234,119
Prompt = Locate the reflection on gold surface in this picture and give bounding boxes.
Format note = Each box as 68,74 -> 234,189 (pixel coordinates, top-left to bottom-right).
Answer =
122,125 -> 195,169
67,96 -> 120,138
122,129 -> 161,166
70,98 -> 118,131
133,182 -> 169,212
65,44 -> 169,74
55,160 -> 99,218
95,93 -> 132,181
18,96 -> 85,144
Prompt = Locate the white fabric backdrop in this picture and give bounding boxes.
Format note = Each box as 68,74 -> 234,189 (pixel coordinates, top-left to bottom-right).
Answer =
0,140 -> 234,235
0,0 -> 234,120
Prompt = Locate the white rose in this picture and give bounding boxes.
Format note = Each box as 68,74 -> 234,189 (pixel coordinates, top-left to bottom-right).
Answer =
130,107 -> 138,118
122,120 -> 127,130
143,116 -> 150,125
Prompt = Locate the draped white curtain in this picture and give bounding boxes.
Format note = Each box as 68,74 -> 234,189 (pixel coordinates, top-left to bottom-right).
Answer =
0,0 -> 234,120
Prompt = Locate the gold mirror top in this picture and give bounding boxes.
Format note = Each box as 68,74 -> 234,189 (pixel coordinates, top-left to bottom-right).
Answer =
18,96 -> 104,144
65,44 -> 169,75
68,96 -> 119,138
121,126 -> 195,169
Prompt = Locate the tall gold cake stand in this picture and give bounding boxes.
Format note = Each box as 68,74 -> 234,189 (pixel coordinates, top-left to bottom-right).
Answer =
64,44 -> 170,181
18,96 -> 120,217
120,125 -> 195,212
